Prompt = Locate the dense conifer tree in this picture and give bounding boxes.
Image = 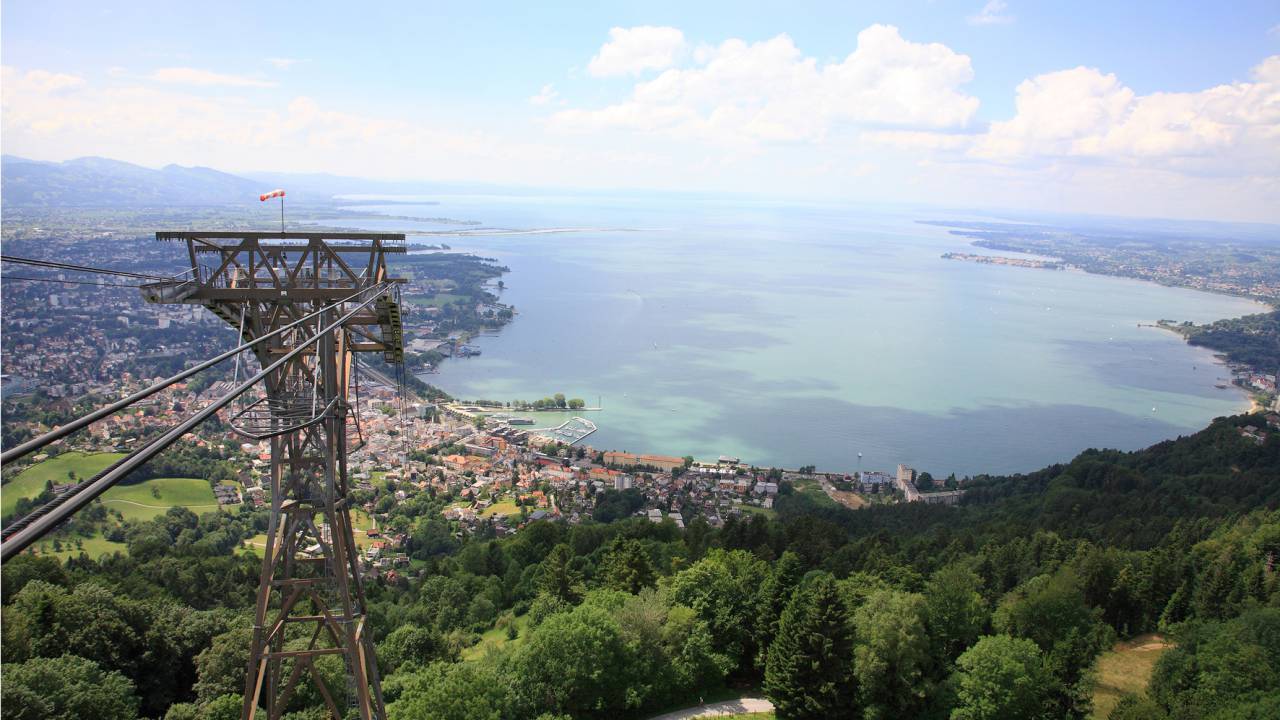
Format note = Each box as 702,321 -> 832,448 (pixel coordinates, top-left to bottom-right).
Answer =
764,572 -> 856,719
599,537 -> 656,594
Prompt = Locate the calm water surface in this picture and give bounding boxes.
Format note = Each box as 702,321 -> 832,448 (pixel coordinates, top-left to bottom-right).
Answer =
330,196 -> 1263,477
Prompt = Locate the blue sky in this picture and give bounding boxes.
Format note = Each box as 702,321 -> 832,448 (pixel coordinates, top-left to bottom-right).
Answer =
3,1 -> 1279,221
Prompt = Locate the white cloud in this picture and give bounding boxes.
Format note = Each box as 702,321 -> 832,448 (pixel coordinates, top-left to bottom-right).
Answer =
968,57 -> 1280,176
861,129 -> 973,151
588,26 -> 686,77
968,1 -> 1014,26
846,53 -> 1280,219
0,65 -> 570,184
529,83 -> 559,106
4,43 -> 1278,223
1,67 -> 86,95
150,67 -> 276,88
971,66 -> 1135,158
265,57 -> 301,70
557,25 -> 979,143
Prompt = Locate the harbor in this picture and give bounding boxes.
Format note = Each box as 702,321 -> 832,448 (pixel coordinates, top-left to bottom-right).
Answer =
529,416 -> 598,445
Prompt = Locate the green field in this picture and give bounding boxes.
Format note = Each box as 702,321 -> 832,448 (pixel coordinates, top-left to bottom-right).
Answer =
316,506 -> 376,537
1090,634 -> 1171,719
462,614 -> 529,661
352,507 -> 377,550
8,464 -> 222,560
407,292 -> 467,309
243,533 -> 269,553
480,499 -> 522,519
789,478 -> 838,509
2,451 -> 125,517
101,477 -> 219,521
352,506 -> 374,530
34,533 -> 128,561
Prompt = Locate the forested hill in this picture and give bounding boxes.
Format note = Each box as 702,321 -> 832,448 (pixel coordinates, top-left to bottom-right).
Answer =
1183,310 -> 1280,375
775,413 -> 1280,555
2,414 -> 1278,720
1,155 -> 266,206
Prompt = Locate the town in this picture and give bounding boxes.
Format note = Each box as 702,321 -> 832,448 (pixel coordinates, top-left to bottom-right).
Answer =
0,209 -> 513,402
1,354 -> 993,572
5,211 -> 1277,581
925,219 -> 1280,303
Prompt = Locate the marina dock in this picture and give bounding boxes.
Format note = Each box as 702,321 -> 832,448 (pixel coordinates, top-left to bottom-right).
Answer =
530,416 -> 597,445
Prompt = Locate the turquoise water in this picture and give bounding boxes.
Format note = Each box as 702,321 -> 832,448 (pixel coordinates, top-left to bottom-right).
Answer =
331,196 -> 1264,477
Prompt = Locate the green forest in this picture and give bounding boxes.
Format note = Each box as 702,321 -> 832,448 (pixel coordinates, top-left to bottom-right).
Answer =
3,413 -> 1278,720
1179,310 -> 1280,374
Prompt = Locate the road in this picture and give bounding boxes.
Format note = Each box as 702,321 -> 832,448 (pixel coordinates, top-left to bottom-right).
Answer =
102,499 -> 221,512
647,697 -> 775,720
354,358 -> 399,390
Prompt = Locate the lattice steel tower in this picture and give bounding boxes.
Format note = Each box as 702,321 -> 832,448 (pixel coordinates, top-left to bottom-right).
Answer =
142,232 -> 406,720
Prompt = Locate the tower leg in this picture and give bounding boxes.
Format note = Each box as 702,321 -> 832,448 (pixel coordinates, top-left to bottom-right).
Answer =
241,307 -> 384,720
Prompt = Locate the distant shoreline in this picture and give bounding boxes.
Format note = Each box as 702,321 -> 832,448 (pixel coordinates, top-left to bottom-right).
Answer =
409,211 -> 1272,475
933,219 -> 1274,418
940,251 -> 1064,270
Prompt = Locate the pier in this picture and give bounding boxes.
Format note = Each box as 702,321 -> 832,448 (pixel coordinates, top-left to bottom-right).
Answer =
530,416 -> 597,445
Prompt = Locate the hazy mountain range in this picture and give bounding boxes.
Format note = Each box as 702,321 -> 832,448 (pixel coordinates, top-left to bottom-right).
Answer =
0,155 -> 278,207
0,155 -> 543,208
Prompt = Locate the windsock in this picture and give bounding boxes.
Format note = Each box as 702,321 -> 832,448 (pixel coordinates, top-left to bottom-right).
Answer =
259,189 -> 286,202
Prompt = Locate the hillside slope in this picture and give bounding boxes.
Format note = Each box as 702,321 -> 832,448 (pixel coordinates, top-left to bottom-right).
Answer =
1,155 -> 266,206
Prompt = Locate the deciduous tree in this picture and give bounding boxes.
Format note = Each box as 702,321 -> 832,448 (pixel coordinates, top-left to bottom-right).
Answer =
853,589 -> 933,719
509,603 -> 637,716
925,565 -> 989,664
1,654 -> 139,720
993,570 -> 1112,719
950,635 -> 1052,720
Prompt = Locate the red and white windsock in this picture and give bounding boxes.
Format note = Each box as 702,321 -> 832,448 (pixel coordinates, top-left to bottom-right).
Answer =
259,189 -> 286,202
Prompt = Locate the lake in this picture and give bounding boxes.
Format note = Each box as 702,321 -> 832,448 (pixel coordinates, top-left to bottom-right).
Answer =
328,195 -> 1264,477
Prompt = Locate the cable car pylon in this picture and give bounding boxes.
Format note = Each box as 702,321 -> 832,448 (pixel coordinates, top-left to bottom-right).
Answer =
142,230 -> 407,720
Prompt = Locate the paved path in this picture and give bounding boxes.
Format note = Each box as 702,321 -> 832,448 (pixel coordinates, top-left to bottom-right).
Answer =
102,499 -> 221,511
648,697 -> 775,720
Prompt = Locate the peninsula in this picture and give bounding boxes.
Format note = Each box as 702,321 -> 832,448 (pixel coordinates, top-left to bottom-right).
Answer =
941,251 -> 1063,270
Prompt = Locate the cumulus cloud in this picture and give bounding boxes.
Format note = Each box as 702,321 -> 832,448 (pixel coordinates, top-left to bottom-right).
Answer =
1,67 -> 86,95
557,25 -> 979,143
861,129 -> 973,151
0,66 -> 565,180
150,67 -> 276,88
968,1 -> 1014,26
971,66 -> 1135,158
588,26 -> 686,77
529,83 -> 560,106
4,39 -> 1277,223
968,56 -> 1280,175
